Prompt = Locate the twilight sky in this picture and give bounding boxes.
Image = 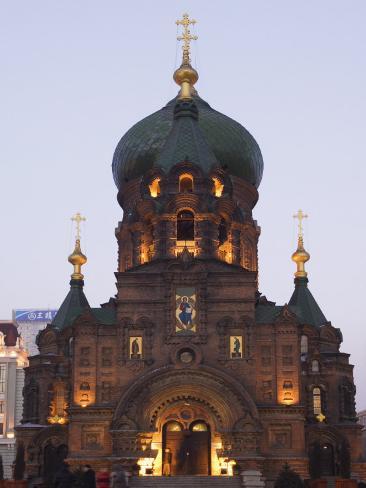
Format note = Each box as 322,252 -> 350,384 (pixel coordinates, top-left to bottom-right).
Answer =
1,1 -> 365,407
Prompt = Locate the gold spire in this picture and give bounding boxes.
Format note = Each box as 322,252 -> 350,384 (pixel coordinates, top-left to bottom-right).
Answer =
174,13 -> 199,99
68,213 -> 87,281
292,209 -> 310,278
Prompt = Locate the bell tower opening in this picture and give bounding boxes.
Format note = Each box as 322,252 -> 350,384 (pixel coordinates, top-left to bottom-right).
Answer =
176,210 -> 195,255
179,173 -> 194,193
212,177 -> 224,197
177,210 -> 195,241
149,177 -> 161,197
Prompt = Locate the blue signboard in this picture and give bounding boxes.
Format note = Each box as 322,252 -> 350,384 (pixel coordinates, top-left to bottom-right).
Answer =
13,309 -> 58,323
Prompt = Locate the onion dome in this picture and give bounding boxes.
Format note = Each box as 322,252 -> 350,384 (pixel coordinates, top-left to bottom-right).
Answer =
112,94 -> 263,189
112,14 -> 263,190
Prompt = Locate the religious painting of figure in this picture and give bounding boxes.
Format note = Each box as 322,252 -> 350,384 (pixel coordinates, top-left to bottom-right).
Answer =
175,287 -> 196,333
230,336 -> 243,358
129,336 -> 142,359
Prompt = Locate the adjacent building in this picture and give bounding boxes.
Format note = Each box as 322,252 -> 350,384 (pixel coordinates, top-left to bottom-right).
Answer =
359,410 -> 366,460
0,322 -> 28,479
13,310 -> 58,357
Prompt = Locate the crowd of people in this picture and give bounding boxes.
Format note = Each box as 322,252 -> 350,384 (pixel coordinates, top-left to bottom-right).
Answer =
52,462 -> 130,488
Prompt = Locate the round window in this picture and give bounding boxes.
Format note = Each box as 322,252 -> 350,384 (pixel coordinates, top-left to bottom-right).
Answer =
179,348 -> 195,364
180,410 -> 192,420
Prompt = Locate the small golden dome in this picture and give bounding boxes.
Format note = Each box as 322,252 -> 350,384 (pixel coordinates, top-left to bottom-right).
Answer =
173,62 -> 199,100
292,237 -> 310,278
174,64 -> 199,88
68,239 -> 87,280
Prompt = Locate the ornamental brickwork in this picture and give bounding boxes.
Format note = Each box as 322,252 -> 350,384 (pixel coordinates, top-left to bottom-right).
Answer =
15,33 -> 366,486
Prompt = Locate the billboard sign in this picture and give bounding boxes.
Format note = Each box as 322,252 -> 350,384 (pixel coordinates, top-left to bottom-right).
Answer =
13,309 -> 58,323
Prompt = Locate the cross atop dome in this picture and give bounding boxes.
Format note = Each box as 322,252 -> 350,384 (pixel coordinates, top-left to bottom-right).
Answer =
174,14 -> 199,99
176,13 -> 198,65
69,212 -> 87,281
293,209 -> 308,239
71,212 -> 86,241
292,209 -> 310,279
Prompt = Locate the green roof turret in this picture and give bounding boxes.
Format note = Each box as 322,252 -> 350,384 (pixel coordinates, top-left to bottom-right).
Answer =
288,210 -> 327,327
51,213 -> 90,330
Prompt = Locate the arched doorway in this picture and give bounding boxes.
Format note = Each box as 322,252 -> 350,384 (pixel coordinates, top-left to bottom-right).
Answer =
321,443 -> 335,476
309,442 -> 335,478
112,366 -> 260,476
43,442 -> 68,486
189,420 -> 211,475
163,420 -> 210,475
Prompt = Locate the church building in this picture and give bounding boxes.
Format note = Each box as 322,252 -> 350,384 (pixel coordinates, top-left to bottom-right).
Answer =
16,15 -> 366,486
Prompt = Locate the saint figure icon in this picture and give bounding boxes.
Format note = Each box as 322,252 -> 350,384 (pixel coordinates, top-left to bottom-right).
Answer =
130,337 -> 141,359
231,336 -> 242,358
179,297 -> 193,328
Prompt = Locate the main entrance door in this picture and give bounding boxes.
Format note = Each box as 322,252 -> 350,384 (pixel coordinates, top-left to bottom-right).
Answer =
163,420 -> 210,475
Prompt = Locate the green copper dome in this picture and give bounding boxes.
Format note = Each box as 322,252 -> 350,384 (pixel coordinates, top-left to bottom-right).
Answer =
112,95 -> 264,189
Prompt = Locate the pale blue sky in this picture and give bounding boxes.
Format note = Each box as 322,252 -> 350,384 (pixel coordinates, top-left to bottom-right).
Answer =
1,1 -> 365,406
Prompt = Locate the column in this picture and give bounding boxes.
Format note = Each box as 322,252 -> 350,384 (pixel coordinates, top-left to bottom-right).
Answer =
231,228 -> 241,265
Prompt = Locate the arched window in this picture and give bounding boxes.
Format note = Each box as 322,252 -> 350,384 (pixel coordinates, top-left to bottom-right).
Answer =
301,335 -> 308,354
179,173 -> 193,193
24,378 -> 39,422
177,210 -> 194,241
165,421 -> 183,432
80,382 -> 90,391
149,177 -> 161,197
190,421 -> 209,432
67,337 -> 74,357
313,387 -> 322,415
218,218 -> 228,245
212,177 -> 224,197
312,360 -> 320,373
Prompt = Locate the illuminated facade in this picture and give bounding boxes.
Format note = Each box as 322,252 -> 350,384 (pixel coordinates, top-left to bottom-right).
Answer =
16,15 -> 365,486
0,322 -> 28,479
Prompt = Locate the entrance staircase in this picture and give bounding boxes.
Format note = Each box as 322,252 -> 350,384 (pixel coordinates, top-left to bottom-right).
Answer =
130,475 -> 242,487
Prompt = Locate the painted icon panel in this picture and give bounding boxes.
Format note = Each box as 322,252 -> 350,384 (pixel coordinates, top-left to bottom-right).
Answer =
175,287 -> 196,333
230,335 -> 243,358
130,336 -> 143,359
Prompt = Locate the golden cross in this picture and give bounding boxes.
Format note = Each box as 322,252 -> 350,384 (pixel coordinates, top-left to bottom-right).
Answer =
316,412 -> 326,423
71,212 -> 86,240
176,13 -> 198,63
293,209 -> 308,239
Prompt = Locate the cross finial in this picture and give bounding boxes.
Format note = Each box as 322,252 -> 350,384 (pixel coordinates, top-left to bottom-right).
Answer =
176,13 -> 198,65
316,412 -> 326,423
291,209 -> 310,279
71,212 -> 86,241
293,209 -> 308,240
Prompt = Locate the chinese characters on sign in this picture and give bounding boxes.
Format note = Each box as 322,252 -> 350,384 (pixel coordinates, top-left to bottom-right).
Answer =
14,309 -> 58,323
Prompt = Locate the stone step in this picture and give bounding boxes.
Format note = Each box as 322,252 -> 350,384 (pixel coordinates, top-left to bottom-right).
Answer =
130,475 -> 242,487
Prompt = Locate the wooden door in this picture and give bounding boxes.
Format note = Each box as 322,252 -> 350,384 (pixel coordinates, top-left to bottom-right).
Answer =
164,431 -> 185,475
189,431 -> 210,475
163,421 -> 210,476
